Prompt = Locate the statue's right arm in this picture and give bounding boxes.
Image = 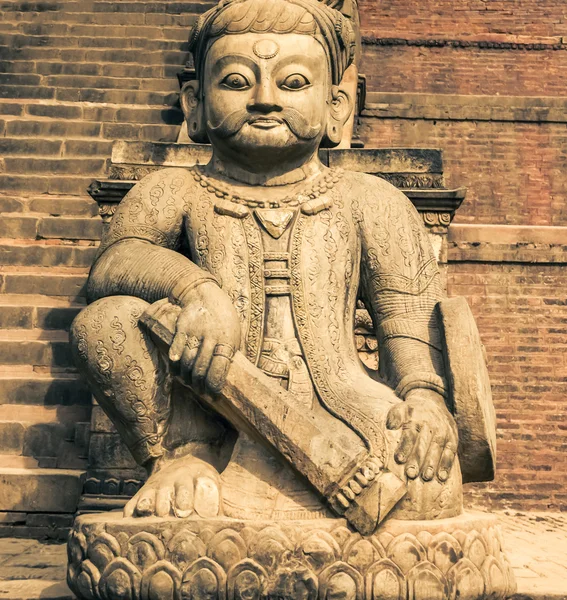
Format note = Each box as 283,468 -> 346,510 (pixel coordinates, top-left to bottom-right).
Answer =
87,168 -> 216,305
88,168 -> 241,392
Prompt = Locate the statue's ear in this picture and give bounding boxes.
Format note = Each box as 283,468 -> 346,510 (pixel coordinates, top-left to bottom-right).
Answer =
322,84 -> 353,148
180,80 -> 209,144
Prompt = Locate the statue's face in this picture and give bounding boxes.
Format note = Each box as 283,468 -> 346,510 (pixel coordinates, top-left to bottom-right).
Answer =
202,32 -> 330,161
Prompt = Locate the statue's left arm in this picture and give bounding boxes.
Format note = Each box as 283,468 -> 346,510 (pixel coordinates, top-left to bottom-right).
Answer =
357,178 -> 458,482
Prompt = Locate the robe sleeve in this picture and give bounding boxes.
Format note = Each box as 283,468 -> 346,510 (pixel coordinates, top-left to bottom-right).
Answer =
357,177 -> 447,399
87,168 -> 217,306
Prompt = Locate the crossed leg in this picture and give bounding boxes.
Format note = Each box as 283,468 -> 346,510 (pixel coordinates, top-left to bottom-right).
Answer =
70,295 -> 220,518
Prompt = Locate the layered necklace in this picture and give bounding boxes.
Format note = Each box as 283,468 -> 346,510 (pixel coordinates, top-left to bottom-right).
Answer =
190,165 -> 343,210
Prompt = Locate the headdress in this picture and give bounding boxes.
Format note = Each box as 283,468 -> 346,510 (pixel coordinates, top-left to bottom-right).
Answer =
189,0 -> 356,86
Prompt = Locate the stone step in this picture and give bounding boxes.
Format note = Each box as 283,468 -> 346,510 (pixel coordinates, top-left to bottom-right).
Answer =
0,468 -> 85,513
0,267 -> 88,298
0,329 -> 73,368
42,216 -> 102,241
0,194 -> 99,217
2,58 -> 187,81
0,213 -> 102,240
0,294 -> 85,330
0,405 -> 90,461
0,455 -> 39,468
0,240 -> 98,268
0,98 -> 183,127
0,368 -> 91,407
0,174 -> 98,196
0,82 -> 178,107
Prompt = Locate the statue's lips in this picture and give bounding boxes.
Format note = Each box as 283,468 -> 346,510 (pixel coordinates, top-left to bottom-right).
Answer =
247,116 -> 284,129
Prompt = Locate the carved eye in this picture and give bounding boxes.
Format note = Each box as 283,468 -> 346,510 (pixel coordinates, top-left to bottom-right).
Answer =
221,73 -> 250,90
281,73 -> 310,90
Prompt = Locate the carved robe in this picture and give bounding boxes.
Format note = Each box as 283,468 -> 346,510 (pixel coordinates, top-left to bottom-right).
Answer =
88,166 -> 446,471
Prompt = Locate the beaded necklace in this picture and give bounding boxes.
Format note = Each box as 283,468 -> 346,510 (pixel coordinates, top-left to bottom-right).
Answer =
190,165 -> 343,209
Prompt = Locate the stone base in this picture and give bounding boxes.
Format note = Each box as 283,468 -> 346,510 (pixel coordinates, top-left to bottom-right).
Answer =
67,510 -> 516,600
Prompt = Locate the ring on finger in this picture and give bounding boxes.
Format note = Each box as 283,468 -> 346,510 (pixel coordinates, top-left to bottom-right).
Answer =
213,343 -> 236,361
186,336 -> 200,351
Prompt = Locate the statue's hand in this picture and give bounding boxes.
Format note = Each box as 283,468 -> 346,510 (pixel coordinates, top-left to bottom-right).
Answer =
169,282 -> 241,393
386,389 -> 458,484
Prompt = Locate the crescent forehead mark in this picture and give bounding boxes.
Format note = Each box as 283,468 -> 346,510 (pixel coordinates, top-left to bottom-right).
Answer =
253,39 -> 280,60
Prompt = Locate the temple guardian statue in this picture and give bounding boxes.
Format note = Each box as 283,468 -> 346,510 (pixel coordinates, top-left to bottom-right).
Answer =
66,0 -> 516,598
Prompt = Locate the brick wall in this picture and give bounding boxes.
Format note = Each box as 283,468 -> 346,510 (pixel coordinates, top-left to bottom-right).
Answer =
447,263 -> 567,511
356,0 -> 567,511
358,0 -> 567,38
0,0 -> 565,513
360,45 -> 567,97
358,118 -> 567,226
0,0 -> 201,195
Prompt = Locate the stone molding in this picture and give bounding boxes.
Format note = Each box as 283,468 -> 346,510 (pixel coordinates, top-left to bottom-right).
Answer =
364,92 -> 567,124
448,224 -> 567,264
67,511 -> 516,600
362,34 -> 567,52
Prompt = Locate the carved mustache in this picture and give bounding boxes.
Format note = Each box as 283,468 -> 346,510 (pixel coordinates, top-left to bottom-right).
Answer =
207,109 -> 322,140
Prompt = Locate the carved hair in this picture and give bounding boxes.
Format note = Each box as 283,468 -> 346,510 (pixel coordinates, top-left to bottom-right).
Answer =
189,0 -> 356,86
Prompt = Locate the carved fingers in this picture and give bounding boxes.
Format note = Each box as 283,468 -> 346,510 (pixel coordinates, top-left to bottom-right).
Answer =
168,287 -> 240,393
123,456 -> 221,519
386,390 -> 458,484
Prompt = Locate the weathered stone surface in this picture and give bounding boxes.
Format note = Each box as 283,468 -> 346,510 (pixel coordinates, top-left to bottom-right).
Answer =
0,468 -> 84,513
0,243 -> 98,268
438,297 -> 497,483
0,374 -> 91,406
0,422 -> 25,455
0,580 -> 74,600
68,511 -> 515,600
38,217 -> 103,241
0,271 -> 87,297
66,0 -> 508,597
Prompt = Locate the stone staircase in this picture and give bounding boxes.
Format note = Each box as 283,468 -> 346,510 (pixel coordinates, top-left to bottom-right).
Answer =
0,0 -> 216,196
0,194 -> 100,535
0,0 -> 216,536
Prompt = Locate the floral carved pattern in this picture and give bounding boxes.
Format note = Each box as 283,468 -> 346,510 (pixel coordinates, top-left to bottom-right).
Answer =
68,513 -> 516,600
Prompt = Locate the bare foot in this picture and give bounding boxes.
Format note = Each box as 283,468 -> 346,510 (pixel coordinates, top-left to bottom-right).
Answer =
124,455 -> 221,519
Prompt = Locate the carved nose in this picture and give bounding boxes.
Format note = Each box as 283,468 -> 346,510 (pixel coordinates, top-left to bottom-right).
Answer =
249,81 -> 281,113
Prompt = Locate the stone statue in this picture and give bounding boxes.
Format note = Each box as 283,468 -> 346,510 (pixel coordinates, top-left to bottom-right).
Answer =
66,0 -> 516,598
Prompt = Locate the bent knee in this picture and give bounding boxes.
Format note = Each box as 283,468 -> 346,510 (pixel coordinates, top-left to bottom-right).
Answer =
70,295 -> 150,356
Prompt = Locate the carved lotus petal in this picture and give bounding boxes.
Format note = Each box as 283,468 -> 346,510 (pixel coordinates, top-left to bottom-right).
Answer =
300,531 -> 340,572
406,562 -> 448,600
249,527 -> 293,570
463,531 -> 488,570
366,559 -> 406,600
182,557 -> 227,600
269,565 -> 318,600
447,557 -> 484,600
88,533 -> 121,573
344,539 -> 377,571
127,532 -> 165,572
68,531 -> 88,567
427,532 -> 463,575
71,560 -> 100,600
386,534 -> 426,575
99,558 -> 141,600
167,529 -> 206,570
227,560 -> 267,600
481,555 -> 509,598
319,562 -> 363,600
140,560 -> 182,600
208,530 -> 247,572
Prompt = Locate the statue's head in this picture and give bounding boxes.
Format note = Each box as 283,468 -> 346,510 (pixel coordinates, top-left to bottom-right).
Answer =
181,0 -> 356,167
